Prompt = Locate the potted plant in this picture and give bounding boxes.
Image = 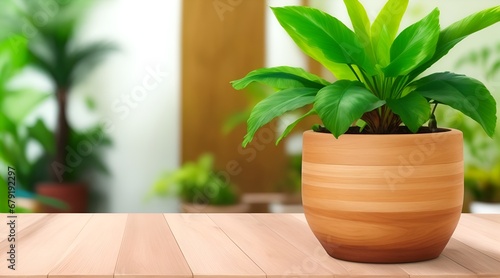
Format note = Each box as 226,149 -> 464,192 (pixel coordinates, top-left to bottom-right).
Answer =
148,153 -> 249,213
5,0 -> 115,212
231,0 -> 499,263
0,33 -> 67,212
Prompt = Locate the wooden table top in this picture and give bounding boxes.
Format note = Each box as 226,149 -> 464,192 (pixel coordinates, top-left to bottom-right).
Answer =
0,213 -> 499,277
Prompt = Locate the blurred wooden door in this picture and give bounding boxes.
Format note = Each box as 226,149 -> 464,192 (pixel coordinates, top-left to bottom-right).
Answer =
181,0 -> 287,193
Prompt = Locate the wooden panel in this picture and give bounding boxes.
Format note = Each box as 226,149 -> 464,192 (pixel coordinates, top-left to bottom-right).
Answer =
396,255 -> 475,278
164,213 -> 264,278
476,213 -> 500,224
443,238 -> 500,277
0,214 -> 499,277
0,214 -> 91,278
181,0 -> 287,193
209,214 -> 334,278
254,214 -> 409,278
114,214 -> 192,278
0,213 -> 48,241
451,214 -> 500,261
49,214 -> 128,278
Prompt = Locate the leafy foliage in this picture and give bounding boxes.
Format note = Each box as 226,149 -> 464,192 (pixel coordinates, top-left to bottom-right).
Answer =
148,154 -> 239,206
232,1 -> 499,144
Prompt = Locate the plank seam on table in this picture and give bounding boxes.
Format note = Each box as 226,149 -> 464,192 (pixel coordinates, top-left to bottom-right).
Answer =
441,238 -> 500,277
209,213 -> 335,277
254,213 -> 416,278
46,213 -> 95,278
112,214 -> 132,277
451,216 -> 500,264
160,213 -> 195,278
205,213 -> 268,277
164,213 -> 268,278
48,214 -> 128,277
162,213 -> 195,278
253,213 -> 352,277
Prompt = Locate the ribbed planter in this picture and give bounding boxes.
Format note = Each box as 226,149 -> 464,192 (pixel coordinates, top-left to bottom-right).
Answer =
302,129 -> 463,263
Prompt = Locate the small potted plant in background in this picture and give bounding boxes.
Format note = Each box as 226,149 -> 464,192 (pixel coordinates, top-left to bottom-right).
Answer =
148,153 -> 249,213
232,0 -> 499,263
3,0 -> 115,212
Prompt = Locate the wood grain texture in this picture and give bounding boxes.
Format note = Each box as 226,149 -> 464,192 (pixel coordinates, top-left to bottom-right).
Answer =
114,214 -> 192,278
452,214 -> 500,262
49,214 -> 128,278
0,213 -> 48,241
255,214 -> 409,278
302,129 -> 464,263
209,214 -> 334,278
442,238 -> 500,277
476,213 -> 500,224
0,213 -> 499,278
164,213 -> 264,278
0,214 -> 92,278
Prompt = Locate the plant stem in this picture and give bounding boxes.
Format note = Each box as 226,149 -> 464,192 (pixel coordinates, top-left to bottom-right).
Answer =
54,87 -> 70,182
347,64 -> 361,82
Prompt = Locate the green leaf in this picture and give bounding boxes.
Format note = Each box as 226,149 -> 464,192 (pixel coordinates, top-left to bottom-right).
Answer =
276,109 -> 316,145
343,0 -> 372,60
373,25 -> 392,67
243,87 -> 318,147
386,93 -> 430,133
0,175 -> 9,213
411,6 -> 500,80
371,0 -> 409,66
28,119 -> 55,154
314,80 -> 384,138
271,6 -> 376,76
2,89 -> 50,123
412,72 -> 497,136
384,9 -> 440,77
231,66 -> 329,90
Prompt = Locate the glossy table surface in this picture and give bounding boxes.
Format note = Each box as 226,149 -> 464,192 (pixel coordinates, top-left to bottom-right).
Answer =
0,213 -> 499,277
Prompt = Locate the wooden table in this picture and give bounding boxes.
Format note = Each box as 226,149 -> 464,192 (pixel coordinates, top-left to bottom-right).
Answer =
1,213 -> 499,277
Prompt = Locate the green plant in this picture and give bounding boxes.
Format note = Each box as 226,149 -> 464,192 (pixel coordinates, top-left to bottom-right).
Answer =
10,0 -> 115,182
0,34 -> 66,211
148,154 -> 239,206
232,1 -> 499,146
440,42 -> 500,203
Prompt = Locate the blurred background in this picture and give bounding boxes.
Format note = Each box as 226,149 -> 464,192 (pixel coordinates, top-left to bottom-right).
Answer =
1,0 -> 499,213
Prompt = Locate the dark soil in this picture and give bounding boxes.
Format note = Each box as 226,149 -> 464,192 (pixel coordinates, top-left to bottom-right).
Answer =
314,125 -> 450,135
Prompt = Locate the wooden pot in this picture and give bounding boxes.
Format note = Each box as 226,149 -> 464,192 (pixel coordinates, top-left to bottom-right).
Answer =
36,182 -> 88,213
302,129 -> 463,263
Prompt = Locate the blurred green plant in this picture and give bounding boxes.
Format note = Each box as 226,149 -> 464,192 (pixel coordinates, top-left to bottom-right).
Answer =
438,40 -> 500,203
455,42 -> 500,81
0,34 -> 66,211
148,154 -> 239,206
2,0 -> 115,183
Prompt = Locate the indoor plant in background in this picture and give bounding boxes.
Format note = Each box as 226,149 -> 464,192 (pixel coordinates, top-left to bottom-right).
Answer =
148,153 -> 249,213
232,0 -> 499,263
440,112 -> 500,212
451,43 -> 500,212
7,0 -> 115,212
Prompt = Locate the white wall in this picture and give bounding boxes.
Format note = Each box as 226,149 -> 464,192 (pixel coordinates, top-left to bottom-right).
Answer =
74,0 -> 181,212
